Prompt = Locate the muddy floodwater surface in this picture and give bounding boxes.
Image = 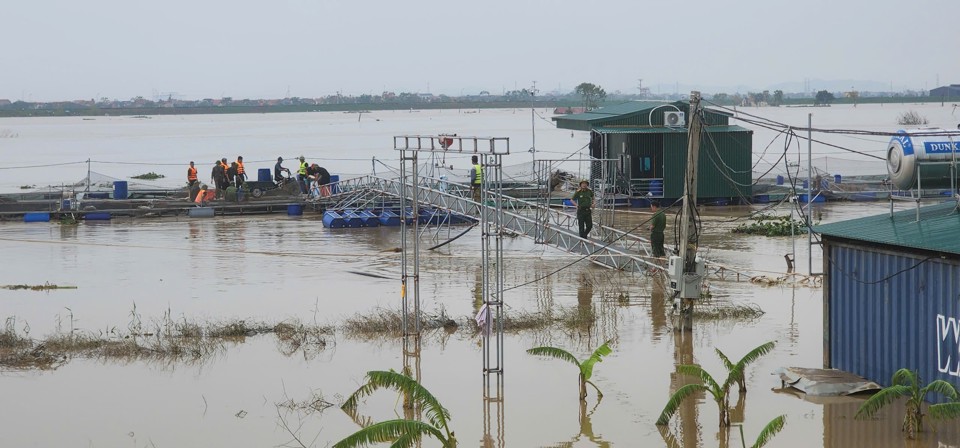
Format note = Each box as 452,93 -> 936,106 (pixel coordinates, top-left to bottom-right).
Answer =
3,107 -> 960,447
3,202 -> 959,448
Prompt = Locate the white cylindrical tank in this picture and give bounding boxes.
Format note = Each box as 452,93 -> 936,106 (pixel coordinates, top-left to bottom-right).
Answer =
887,129 -> 960,190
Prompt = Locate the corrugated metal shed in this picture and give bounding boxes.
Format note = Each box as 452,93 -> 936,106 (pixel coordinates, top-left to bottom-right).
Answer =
661,127 -> 753,199
818,202 -> 960,402
816,201 -> 960,256
554,101 -> 752,200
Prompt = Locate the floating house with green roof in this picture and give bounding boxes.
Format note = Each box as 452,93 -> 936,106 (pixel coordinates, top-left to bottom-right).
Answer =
552,101 -> 753,203
815,201 -> 960,395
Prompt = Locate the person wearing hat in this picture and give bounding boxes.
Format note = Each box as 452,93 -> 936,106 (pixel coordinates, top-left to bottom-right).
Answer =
648,200 -> 667,257
571,179 -> 595,239
274,156 -> 291,184
297,156 -> 309,194
211,159 -> 227,199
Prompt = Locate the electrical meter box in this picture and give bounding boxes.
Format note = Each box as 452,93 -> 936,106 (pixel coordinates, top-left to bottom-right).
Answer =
667,256 -> 683,291
668,255 -> 705,299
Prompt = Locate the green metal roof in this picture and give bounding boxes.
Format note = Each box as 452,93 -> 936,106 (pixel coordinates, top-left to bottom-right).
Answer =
592,125 -> 751,134
553,101 -> 734,131
552,101 -> 674,123
815,201 -> 960,255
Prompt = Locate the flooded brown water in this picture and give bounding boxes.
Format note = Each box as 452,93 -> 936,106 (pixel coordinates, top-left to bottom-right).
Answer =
3,201 -> 960,447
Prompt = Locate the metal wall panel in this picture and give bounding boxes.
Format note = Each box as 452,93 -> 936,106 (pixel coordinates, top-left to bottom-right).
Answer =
662,132 -> 753,199
826,240 -> 960,401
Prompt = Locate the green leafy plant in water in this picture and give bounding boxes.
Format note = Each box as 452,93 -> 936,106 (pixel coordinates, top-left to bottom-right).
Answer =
736,414 -> 787,448
732,214 -> 807,237
337,369 -> 456,448
854,368 -> 960,439
526,339 -> 613,401
657,341 -> 776,427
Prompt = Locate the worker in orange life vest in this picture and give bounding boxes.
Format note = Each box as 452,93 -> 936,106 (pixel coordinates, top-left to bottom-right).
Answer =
235,156 -> 247,189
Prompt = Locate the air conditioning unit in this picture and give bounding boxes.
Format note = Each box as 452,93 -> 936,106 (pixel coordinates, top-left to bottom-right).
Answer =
664,111 -> 686,127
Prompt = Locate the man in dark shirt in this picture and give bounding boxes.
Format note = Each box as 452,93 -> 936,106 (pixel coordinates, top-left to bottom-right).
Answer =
226,162 -> 238,187
274,156 -> 291,183
211,160 -> 227,199
649,200 -> 667,257
571,180 -> 595,239
307,164 -> 332,196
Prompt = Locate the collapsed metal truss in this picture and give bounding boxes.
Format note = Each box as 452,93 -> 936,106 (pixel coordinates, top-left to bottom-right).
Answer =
326,175 -> 663,272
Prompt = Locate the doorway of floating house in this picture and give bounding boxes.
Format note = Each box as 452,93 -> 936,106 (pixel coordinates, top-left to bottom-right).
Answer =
620,133 -> 664,197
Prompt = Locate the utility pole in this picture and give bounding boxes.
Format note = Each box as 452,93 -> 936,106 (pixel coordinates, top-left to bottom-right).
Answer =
674,91 -> 704,331
530,81 -> 537,170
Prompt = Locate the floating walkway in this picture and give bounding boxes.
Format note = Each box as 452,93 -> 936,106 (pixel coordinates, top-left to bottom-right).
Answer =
2,197 -> 316,221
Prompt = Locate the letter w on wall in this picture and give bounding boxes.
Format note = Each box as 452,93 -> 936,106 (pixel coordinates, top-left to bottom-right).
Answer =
937,314 -> 960,376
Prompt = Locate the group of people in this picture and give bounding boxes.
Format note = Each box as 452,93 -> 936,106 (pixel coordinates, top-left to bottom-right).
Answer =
192,156 -> 248,200
571,180 -> 666,258
186,156 -> 332,201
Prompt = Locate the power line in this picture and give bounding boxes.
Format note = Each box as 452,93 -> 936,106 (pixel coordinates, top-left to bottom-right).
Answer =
0,161 -> 88,170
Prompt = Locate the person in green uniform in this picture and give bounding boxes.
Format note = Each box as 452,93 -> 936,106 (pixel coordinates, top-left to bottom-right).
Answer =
572,180 -> 595,239
649,200 -> 666,257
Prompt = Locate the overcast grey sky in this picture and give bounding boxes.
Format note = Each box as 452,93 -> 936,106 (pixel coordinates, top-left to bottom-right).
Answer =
3,0 -> 958,101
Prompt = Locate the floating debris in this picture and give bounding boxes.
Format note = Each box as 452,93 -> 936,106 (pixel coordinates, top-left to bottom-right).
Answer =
131,172 -> 165,180
1,283 -> 77,291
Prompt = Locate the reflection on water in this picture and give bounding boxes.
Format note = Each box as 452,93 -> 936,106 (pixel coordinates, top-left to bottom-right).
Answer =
482,373 -> 505,448
5,201 -> 960,447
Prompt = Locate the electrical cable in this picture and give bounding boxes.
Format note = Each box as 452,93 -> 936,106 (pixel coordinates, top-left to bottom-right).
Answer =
0,161 -> 89,170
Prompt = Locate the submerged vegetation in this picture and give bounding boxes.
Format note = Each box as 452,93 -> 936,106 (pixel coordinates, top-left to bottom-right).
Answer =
131,172 -> 165,180
1,283 -> 77,291
854,368 -> 960,439
897,110 -> 929,126
732,214 -> 807,237
0,313 -> 333,371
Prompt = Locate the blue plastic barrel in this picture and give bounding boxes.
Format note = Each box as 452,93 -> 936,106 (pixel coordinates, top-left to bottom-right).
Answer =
649,180 -> 663,197
342,211 -> 363,228
802,180 -> 809,189
114,181 -> 128,200
322,211 -> 345,228
62,199 -> 71,210
776,175 -> 784,185
379,210 -> 401,226
84,212 -> 111,220
24,212 -> 50,223
357,209 -> 380,227
258,168 -> 271,183
329,175 -> 340,194
834,174 -> 842,184
287,204 -> 303,216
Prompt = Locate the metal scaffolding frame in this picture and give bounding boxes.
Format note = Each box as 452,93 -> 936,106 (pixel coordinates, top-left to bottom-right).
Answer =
480,151 -> 507,379
398,145 -> 422,335
534,157 -> 620,244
